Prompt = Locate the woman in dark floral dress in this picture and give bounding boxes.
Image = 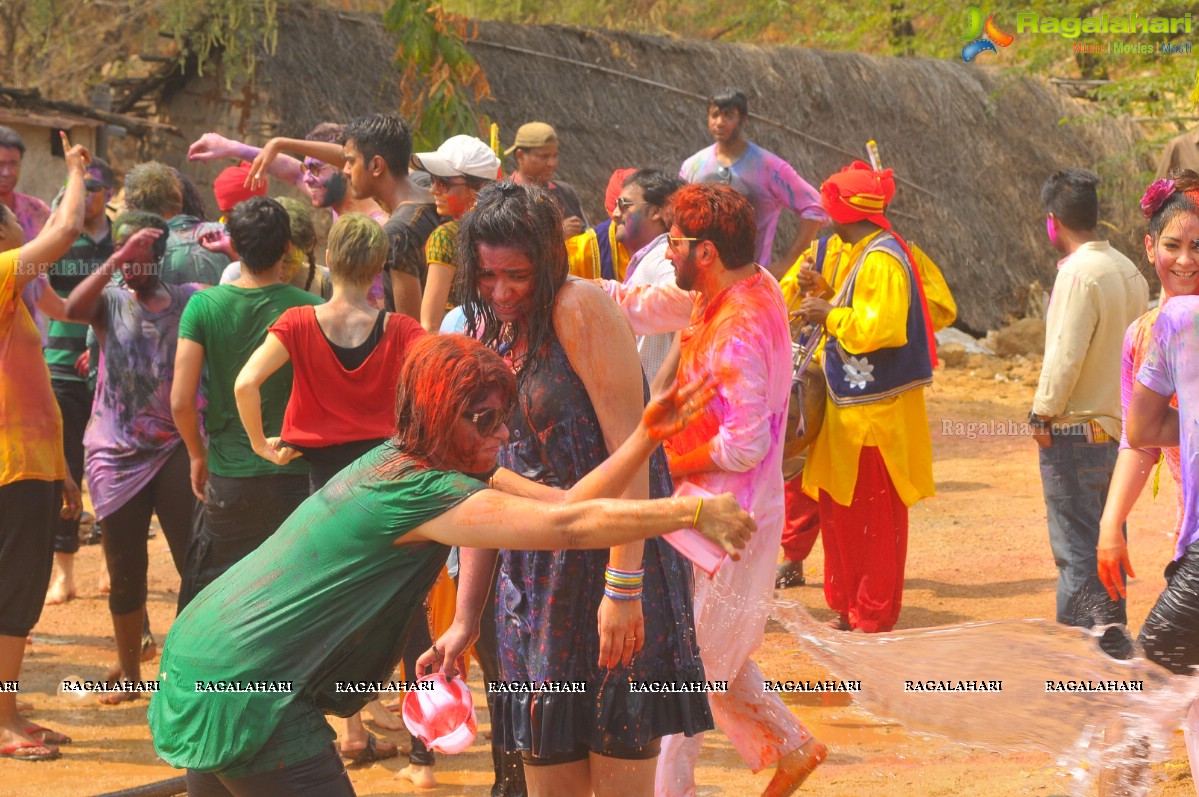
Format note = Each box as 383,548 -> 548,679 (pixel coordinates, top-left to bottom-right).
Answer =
447,181 -> 712,796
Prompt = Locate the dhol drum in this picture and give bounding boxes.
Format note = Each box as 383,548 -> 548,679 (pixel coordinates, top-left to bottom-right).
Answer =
781,325 -> 826,481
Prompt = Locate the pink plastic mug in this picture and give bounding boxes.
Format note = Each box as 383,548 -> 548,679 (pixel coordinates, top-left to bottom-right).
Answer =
402,672 -> 478,754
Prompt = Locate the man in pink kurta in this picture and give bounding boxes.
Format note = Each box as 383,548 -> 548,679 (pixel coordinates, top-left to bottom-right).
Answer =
656,184 -> 825,797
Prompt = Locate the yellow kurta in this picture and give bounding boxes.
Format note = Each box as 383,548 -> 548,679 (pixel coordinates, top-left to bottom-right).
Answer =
565,223 -> 630,282
780,235 -> 956,332
784,232 -> 935,508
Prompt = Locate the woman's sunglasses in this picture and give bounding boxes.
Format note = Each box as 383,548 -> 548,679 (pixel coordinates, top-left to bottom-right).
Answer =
431,175 -> 469,190
464,406 -> 513,436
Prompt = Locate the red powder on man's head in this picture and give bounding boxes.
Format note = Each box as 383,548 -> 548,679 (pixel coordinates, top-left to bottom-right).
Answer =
670,183 -> 756,269
394,334 -> 517,467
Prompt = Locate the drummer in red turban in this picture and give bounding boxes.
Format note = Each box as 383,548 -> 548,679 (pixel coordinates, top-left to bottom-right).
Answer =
787,160 -> 942,633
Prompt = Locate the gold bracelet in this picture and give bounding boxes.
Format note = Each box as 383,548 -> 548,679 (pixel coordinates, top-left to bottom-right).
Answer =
692,497 -> 703,528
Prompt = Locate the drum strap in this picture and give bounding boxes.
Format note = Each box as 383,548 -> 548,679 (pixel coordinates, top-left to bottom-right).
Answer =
792,236 -> 831,381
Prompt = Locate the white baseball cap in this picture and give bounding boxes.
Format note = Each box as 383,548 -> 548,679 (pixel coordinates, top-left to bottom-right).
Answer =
411,135 -> 501,181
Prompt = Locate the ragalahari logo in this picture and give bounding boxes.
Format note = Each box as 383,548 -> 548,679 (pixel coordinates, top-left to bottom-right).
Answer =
962,7 -> 1016,61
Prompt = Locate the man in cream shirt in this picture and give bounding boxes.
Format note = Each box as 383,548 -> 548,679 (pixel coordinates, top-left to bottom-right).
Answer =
1030,167 -> 1148,656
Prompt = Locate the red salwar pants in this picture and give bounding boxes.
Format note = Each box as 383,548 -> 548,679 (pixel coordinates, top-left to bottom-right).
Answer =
780,472 -> 820,562
817,446 -> 908,633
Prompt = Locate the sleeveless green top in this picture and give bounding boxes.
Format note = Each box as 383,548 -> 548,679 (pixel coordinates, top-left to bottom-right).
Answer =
148,443 -> 483,775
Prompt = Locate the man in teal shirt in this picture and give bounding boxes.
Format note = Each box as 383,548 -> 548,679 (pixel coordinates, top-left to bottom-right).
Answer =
171,196 -> 321,607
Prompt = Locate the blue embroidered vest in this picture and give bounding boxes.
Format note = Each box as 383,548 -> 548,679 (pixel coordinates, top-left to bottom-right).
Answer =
823,232 -> 932,406
595,219 -> 618,280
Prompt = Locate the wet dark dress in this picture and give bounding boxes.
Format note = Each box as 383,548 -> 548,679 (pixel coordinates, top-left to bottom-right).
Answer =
493,332 -> 713,757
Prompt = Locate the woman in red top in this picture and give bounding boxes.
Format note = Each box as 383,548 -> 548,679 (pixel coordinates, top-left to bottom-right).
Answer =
236,212 -> 425,489
235,211 -> 425,767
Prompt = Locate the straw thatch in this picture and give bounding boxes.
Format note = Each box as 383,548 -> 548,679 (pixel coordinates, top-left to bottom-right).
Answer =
463,24 -> 1151,334
145,4 -> 1152,333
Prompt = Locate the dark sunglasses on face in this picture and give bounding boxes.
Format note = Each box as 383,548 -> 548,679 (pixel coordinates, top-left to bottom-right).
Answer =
614,198 -> 648,214
465,406 -> 512,436
431,175 -> 469,190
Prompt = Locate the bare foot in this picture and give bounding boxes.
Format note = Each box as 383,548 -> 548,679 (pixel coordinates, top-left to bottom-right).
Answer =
398,763 -> 438,789
824,617 -> 851,631
363,699 -> 405,731
98,690 -> 141,706
44,577 -> 76,606
97,558 -> 110,595
763,737 -> 827,797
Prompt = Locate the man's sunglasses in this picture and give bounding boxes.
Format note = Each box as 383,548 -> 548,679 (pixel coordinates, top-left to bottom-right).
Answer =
465,406 -> 513,436
300,159 -> 333,176
668,236 -> 703,249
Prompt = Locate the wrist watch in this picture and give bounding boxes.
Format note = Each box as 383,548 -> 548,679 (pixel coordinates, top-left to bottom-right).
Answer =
1027,410 -> 1049,429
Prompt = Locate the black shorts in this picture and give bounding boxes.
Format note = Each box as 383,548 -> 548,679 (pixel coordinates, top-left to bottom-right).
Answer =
1137,540 -> 1199,675
0,479 -> 60,636
177,472 -> 309,610
520,739 -> 661,767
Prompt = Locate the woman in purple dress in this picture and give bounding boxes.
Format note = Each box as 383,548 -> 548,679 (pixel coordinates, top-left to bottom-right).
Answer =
434,182 -> 711,796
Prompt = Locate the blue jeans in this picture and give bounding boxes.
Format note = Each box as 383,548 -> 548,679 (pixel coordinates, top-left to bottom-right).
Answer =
1039,438 -> 1128,639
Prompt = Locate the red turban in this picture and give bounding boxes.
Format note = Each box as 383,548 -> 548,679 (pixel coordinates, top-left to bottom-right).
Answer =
820,161 -> 896,229
213,163 -> 267,214
605,168 -> 637,215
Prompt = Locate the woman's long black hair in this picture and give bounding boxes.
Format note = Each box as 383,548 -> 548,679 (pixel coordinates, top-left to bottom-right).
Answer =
458,181 -> 569,380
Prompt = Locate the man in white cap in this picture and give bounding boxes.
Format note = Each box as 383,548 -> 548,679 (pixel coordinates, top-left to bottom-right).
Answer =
505,121 -> 588,239
410,135 -> 500,333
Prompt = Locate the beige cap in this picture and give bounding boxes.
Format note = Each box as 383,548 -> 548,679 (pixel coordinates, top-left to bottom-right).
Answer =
504,122 -> 558,156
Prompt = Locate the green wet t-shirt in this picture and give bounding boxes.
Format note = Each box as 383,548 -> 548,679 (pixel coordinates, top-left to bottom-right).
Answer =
148,444 -> 484,775
177,282 -> 322,477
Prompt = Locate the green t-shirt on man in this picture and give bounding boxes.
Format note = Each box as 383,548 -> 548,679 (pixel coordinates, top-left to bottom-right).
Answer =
178,282 -> 322,478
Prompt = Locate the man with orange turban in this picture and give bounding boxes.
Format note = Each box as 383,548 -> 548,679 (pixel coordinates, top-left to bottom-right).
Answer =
794,161 -> 942,633
212,163 -> 267,218
566,167 -> 634,280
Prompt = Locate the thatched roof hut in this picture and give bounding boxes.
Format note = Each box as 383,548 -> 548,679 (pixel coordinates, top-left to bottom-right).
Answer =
142,4 -> 1151,333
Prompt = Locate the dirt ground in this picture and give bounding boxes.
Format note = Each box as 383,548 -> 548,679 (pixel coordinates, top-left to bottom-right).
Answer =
6,355 -> 1195,797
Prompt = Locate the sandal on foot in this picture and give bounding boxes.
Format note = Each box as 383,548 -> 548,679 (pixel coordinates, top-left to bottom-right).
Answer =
775,561 -> 806,588
23,724 -> 71,745
340,732 -> 398,764
0,741 -> 60,761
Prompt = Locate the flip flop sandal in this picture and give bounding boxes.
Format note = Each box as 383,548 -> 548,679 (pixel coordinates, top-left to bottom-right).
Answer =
0,741 -> 60,761
23,724 -> 71,745
340,732 -> 398,765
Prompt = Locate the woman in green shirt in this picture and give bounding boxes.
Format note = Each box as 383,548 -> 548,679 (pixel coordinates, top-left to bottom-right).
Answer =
148,333 -> 748,796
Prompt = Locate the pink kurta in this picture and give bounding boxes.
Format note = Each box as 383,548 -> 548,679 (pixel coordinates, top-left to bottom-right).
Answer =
657,268 -> 811,793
